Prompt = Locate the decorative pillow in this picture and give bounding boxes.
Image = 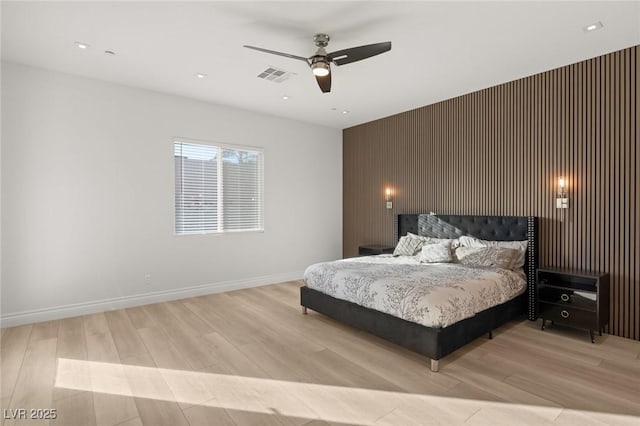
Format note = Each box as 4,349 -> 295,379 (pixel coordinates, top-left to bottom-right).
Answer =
457,236 -> 528,270
455,247 -> 520,270
393,232 -> 438,256
407,232 -> 433,243
393,235 -> 425,256
419,242 -> 453,263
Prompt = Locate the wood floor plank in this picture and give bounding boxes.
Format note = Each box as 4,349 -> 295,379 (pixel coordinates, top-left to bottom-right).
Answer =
442,382 -> 505,404
52,392 -> 96,426
552,410 -> 611,426
375,399 -> 479,426
142,304 -> 217,370
571,411 -> 640,426
505,371 -> 640,416
0,325 -> 32,403
443,362 -> 561,410
56,317 -> 87,360
160,363 -> 219,411
482,342 -> 640,399
183,296 -> 265,348
195,364 -> 317,426
236,339 -> 318,383
302,348 -> 402,392
113,418 -> 143,426
84,313 -> 111,337
200,332 -> 270,379
163,300 -> 215,336
104,310 -> 149,361
29,320 -> 60,342
222,291 -> 334,355
5,337 -> 57,426
222,410 -> 287,426
181,405 -> 236,426
519,321 -> 640,362
135,327 -> 190,371
120,354 -> 189,426
54,317 -> 88,401
124,308 -> 155,330
1,397 -> 11,426
84,314 -> 139,426
465,404 -> 557,425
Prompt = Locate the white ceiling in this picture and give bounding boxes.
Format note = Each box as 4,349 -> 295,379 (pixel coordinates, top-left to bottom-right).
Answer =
2,1 -> 639,129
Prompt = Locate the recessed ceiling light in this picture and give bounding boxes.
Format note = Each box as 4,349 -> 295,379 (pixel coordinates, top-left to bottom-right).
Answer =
104,50 -> 116,56
342,110 -> 350,114
195,73 -> 207,79
74,41 -> 89,49
282,95 -> 289,100
583,21 -> 603,32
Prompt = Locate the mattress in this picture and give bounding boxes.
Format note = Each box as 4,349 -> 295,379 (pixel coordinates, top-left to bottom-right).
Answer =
303,255 -> 526,328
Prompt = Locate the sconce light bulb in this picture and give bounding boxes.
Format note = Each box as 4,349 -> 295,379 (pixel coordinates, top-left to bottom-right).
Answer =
558,178 -> 566,189
385,188 -> 392,207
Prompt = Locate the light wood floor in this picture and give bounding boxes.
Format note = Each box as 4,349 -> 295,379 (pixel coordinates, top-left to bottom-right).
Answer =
1,281 -> 640,426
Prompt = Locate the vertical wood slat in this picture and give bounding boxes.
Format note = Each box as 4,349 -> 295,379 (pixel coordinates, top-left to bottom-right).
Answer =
342,45 -> 640,341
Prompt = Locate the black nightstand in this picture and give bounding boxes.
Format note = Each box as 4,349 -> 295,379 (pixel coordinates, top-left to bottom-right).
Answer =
537,268 -> 609,343
358,245 -> 395,256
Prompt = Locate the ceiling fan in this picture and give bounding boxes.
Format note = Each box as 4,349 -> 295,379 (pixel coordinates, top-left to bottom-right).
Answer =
244,34 -> 391,93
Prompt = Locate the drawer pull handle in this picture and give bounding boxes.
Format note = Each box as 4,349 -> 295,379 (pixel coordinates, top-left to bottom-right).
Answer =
561,293 -> 570,302
560,310 -> 570,319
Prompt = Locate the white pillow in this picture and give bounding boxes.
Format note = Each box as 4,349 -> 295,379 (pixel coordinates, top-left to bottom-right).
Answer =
457,236 -> 527,270
456,246 -> 520,270
419,242 -> 453,263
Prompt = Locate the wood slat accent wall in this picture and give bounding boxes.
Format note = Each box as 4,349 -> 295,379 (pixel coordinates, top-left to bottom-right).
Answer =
343,46 -> 639,340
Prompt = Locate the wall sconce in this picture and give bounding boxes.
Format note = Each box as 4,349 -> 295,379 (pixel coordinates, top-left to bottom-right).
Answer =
556,177 -> 569,209
385,187 -> 393,209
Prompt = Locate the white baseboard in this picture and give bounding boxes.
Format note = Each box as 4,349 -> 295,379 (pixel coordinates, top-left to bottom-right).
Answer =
0,271 -> 303,328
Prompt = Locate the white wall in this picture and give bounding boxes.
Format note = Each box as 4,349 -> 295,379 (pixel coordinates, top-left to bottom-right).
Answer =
1,62 -> 342,326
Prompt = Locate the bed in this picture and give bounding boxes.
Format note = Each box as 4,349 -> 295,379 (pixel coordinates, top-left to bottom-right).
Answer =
300,214 -> 539,372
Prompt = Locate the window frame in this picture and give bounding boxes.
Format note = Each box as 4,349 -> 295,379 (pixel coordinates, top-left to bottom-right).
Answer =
173,137 -> 265,236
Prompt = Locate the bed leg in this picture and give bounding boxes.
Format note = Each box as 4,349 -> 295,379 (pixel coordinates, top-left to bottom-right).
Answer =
301,306 -> 307,315
488,330 -> 493,340
430,359 -> 439,373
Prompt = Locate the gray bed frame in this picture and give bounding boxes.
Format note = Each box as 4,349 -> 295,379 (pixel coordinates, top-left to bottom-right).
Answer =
300,214 -> 539,372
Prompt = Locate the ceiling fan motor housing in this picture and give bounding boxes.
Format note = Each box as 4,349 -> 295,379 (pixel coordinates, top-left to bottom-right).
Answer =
314,34 -> 330,47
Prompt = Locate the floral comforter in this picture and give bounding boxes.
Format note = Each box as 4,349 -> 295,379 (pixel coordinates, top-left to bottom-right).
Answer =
303,255 -> 526,328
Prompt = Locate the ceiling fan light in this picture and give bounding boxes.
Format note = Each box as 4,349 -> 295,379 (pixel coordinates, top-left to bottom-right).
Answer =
311,61 -> 330,77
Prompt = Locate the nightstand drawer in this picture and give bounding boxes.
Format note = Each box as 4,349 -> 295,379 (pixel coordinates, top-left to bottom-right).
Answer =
538,286 -> 596,311
539,302 -> 597,329
537,271 -> 597,292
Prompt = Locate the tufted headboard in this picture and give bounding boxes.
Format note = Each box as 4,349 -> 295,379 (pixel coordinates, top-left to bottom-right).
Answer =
397,214 -> 539,320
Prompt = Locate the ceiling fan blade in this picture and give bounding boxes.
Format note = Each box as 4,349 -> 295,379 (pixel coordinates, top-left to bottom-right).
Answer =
315,71 -> 331,93
328,41 -> 391,66
243,45 -> 309,63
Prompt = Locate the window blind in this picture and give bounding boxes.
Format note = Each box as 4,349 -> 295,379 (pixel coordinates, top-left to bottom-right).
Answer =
174,141 -> 263,234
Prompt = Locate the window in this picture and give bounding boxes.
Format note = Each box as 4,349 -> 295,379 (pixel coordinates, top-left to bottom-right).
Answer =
174,140 -> 264,234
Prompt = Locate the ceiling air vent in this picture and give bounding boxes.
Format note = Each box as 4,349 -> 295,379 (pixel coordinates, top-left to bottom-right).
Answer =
257,67 -> 296,83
